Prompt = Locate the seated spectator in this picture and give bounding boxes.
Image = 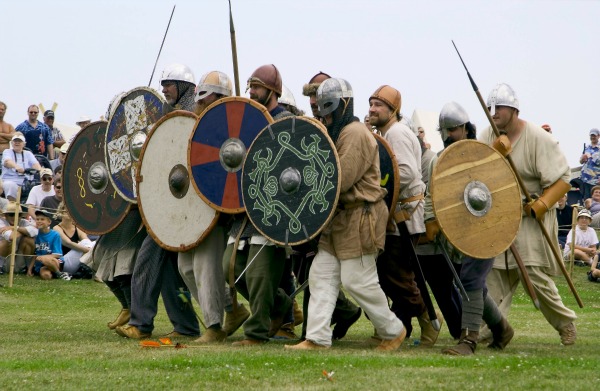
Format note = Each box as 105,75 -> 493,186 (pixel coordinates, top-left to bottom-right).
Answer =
0,202 -> 37,273
580,128 -> 600,200
53,203 -> 94,274
50,143 -> 69,172
588,255 -> 600,283
40,176 -> 62,227
564,209 -> 599,267
556,195 -> 574,248
25,168 -> 55,220
584,185 -> 600,228
27,209 -> 70,280
1,133 -> 42,201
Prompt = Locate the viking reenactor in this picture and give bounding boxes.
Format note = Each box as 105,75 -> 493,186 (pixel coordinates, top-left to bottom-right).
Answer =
116,64 -> 200,340
293,71 -> 363,341
478,83 -> 577,345
222,64 -> 294,346
176,71 -> 249,343
423,102 -> 514,355
368,85 -> 447,346
278,85 -> 304,116
286,78 -> 406,351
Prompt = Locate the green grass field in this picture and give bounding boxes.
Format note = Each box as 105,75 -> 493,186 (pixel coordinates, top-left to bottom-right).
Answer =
1,266 -> 599,391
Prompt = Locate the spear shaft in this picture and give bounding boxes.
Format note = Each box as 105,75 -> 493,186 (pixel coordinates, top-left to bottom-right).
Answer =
228,0 -> 241,96
452,40 -> 583,308
148,5 -> 176,88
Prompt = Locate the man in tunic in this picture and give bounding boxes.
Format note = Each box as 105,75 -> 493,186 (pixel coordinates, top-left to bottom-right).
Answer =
478,83 -> 577,345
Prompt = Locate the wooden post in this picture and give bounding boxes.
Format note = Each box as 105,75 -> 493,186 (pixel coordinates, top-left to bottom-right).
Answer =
8,187 -> 22,288
569,205 -> 578,276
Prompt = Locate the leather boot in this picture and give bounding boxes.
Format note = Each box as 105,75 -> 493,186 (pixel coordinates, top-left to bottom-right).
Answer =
488,317 -> 514,350
417,310 -> 443,347
223,304 -> 250,336
442,329 -> 478,356
107,309 -> 130,330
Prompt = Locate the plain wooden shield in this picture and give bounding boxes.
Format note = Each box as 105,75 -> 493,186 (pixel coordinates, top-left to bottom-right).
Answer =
242,117 -> 341,246
188,97 -> 273,214
105,87 -> 166,203
431,140 -> 522,259
63,121 -> 131,235
373,133 -> 400,212
137,111 -> 219,252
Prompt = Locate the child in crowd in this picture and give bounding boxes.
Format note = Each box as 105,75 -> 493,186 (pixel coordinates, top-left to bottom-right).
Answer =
563,209 -> 599,267
588,255 -> 600,283
27,209 -> 70,280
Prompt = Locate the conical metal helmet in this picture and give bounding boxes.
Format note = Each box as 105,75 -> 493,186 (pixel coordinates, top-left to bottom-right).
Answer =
487,83 -> 519,115
160,63 -> 195,85
194,71 -> 233,102
278,85 -> 297,107
316,78 -> 353,117
438,101 -> 470,143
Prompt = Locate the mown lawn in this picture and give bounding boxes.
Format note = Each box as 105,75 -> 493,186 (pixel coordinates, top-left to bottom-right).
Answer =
1,265 -> 598,391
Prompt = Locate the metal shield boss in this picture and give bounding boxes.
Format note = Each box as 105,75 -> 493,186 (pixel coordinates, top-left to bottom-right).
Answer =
105,87 -> 166,203
373,133 -> 400,212
136,111 -> 218,252
430,140 -> 521,259
242,117 -> 341,246
188,97 -> 273,213
63,121 -> 131,234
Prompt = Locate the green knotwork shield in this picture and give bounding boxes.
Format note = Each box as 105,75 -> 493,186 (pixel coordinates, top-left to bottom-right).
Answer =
242,116 -> 341,246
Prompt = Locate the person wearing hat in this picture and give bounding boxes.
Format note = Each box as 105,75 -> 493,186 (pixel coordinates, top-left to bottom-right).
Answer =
27,208 -> 70,280
1,132 -> 43,201
25,168 -> 55,220
0,202 -> 37,274
42,110 -> 66,149
563,209 -> 599,267
75,115 -> 92,129
15,105 -> 54,159
580,128 -> 600,200
50,143 -> 69,172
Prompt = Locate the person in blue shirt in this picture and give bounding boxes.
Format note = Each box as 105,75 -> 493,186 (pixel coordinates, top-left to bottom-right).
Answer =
27,208 -> 69,280
15,105 -> 55,159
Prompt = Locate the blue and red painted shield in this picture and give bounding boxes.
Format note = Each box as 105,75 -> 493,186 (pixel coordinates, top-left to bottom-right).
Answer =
188,97 -> 273,214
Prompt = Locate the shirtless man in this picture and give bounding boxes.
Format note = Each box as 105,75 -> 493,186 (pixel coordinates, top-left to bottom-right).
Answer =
0,101 -> 16,153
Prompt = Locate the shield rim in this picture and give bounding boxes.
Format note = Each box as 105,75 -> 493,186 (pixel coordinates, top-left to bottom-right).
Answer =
241,116 -> 341,246
372,132 -> 401,214
136,110 -> 219,252
431,139 -> 522,259
63,120 -> 131,235
105,86 -> 166,204
188,96 -> 273,214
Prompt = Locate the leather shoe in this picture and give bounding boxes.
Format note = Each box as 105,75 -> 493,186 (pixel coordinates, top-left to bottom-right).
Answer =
115,325 -> 151,339
375,327 -> 407,351
162,330 -> 199,339
194,328 -> 227,344
332,308 -> 362,340
231,338 -> 266,346
107,309 -> 130,330
223,304 -> 250,336
284,340 -> 329,350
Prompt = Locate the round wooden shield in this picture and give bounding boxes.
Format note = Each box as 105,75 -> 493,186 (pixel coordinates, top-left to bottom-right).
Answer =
188,97 -> 273,214
105,87 -> 166,203
63,121 -> 131,235
242,117 -> 341,246
373,133 -> 400,211
136,111 -> 218,252
431,140 -> 522,259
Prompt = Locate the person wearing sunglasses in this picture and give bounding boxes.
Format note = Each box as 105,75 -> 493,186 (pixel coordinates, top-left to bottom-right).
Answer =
25,168 -> 55,220
14,104 -> 55,160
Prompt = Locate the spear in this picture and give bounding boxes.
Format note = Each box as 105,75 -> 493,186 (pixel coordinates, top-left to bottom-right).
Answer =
148,5 -> 176,87
228,0 -> 241,95
452,40 -> 583,308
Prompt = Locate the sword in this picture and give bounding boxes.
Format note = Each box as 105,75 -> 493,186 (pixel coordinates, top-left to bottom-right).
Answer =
436,239 -> 469,301
148,5 -> 176,88
398,222 -> 440,331
234,242 -> 267,284
452,40 -> 583,308
290,279 -> 309,300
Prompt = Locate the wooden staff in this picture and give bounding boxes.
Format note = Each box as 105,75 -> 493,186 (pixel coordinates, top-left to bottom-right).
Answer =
569,206 -> 578,275
8,188 -> 22,288
452,41 -> 583,308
